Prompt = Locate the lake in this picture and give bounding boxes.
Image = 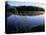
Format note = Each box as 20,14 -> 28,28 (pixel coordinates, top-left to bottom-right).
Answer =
7,14 -> 44,32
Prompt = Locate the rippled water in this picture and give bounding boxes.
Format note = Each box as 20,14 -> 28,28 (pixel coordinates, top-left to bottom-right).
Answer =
7,15 -> 44,26
7,14 -> 44,32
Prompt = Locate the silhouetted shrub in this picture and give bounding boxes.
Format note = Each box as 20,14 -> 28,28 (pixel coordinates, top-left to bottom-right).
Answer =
30,25 -> 45,32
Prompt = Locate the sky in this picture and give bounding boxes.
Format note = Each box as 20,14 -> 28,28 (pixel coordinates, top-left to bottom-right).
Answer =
6,0 -> 46,3
7,1 -> 45,9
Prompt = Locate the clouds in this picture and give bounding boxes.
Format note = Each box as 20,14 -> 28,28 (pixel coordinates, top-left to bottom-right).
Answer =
7,1 -> 45,8
6,0 -> 45,3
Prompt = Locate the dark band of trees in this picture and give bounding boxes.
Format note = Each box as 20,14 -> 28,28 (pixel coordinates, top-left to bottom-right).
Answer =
16,6 -> 45,11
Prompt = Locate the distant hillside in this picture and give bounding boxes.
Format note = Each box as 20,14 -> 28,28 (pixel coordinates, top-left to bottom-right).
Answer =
15,6 -> 45,11
15,6 -> 45,15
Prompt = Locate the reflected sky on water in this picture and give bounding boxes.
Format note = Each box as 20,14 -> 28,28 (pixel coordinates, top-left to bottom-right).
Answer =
7,14 -> 44,28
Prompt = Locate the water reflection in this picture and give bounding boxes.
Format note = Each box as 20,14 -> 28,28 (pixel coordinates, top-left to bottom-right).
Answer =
7,14 -> 44,27
7,14 -> 44,33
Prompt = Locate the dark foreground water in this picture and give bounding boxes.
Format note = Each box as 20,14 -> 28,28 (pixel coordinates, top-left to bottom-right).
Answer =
6,14 -> 44,33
